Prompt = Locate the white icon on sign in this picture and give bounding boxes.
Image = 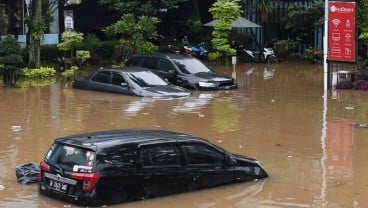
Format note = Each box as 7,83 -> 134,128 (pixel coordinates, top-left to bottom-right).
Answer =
332,19 -> 341,27
332,33 -> 340,41
345,48 -> 351,56
346,19 -> 350,28
345,33 -> 351,42
331,47 -> 341,54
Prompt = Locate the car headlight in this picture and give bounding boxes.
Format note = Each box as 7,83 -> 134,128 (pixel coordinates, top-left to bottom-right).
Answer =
198,82 -> 216,88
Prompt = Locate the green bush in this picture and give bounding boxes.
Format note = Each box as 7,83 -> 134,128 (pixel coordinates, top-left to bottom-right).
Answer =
273,39 -> 299,61
61,66 -> 78,80
41,44 -> 62,64
0,36 -> 23,86
23,66 -> 56,79
96,40 -> 119,59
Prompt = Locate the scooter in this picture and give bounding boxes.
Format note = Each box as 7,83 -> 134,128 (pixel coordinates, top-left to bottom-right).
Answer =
168,42 -> 208,59
183,42 -> 208,59
231,42 -> 277,67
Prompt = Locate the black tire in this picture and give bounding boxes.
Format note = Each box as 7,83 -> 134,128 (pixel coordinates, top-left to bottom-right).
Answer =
267,56 -> 278,68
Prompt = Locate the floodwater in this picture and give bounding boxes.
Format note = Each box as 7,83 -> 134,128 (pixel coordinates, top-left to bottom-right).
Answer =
1,62 -> 368,208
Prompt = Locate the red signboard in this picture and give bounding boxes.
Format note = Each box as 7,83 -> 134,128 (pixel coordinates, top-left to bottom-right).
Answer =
328,1 -> 356,62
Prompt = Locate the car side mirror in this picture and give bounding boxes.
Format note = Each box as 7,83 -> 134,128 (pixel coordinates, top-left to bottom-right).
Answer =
226,156 -> 237,165
168,69 -> 177,75
120,82 -> 128,87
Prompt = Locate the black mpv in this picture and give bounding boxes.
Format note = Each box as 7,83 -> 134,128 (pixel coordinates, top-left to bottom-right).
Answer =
39,129 -> 268,206
125,53 -> 238,90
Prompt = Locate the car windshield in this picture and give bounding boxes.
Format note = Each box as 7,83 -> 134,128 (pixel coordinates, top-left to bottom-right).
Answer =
172,58 -> 213,74
127,71 -> 168,87
45,143 -> 95,173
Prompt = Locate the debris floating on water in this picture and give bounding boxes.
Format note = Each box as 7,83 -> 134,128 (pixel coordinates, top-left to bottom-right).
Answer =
11,125 -> 22,132
0,184 -> 4,190
354,123 -> 368,128
344,106 -> 355,110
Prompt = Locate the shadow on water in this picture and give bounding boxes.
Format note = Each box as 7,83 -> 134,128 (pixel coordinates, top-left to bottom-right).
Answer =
1,62 -> 368,207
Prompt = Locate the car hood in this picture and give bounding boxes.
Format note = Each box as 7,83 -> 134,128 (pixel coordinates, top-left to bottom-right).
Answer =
193,72 -> 233,81
234,154 -> 269,179
135,85 -> 191,98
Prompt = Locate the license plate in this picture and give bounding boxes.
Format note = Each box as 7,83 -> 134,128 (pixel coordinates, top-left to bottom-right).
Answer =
49,180 -> 68,193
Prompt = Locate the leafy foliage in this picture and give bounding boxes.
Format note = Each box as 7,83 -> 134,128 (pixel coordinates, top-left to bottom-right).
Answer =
106,14 -> 159,63
282,1 -> 324,46
98,0 -> 187,16
57,31 -> 84,57
23,66 -> 56,79
208,0 -> 241,61
0,36 -> 23,86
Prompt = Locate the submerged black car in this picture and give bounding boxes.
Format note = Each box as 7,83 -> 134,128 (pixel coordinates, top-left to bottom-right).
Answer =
38,129 -> 268,206
125,53 -> 238,90
72,67 -> 191,98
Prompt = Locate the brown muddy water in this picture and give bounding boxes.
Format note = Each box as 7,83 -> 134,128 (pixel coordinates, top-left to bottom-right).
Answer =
1,62 -> 368,208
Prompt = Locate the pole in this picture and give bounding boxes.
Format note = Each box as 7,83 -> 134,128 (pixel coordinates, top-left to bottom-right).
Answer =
323,0 -> 329,90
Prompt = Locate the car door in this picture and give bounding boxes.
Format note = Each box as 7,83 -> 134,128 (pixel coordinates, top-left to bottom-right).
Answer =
138,143 -> 188,197
181,142 -> 235,189
96,145 -> 141,202
110,72 -> 131,95
157,59 -> 182,85
89,71 -> 112,92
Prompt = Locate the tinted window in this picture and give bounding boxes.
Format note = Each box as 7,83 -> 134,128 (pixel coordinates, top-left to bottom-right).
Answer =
45,143 -> 95,172
172,58 -> 213,74
158,59 -> 175,73
140,145 -> 180,166
127,57 -> 143,67
112,72 -> 126,85
102,147 -> 137,167
92,71 -> 111,83
182,143 -> 225,165
142,57 -> 158,70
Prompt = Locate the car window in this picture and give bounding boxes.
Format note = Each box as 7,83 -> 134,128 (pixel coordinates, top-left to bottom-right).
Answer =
127,71 -> 168,87
92,71 -> 111,83
142,57 -> 158,70
112,72 -> 126,86
45,143 -> 95,172
172,58 -> 213,74
140,145 -> 180,166
127,57 -> 142,67
102,147 -> 137,168
158,59 -> 175,73
182,143 -> 225,165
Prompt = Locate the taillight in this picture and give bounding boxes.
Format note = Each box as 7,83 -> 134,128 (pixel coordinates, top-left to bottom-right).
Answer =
70,173 -> 100,192
39,161 -> 50,181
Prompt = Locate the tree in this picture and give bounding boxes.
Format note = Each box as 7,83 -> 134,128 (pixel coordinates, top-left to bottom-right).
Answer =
106,14 -> 159,63
26,0 -> 68,68
98,0 -> 187,16
358,0 -> 368,59
208,0 -> 242,62
0,36 -> 23,86
283,2 -> 324,47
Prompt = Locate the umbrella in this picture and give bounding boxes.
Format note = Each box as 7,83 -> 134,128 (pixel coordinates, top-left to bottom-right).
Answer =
204,17 -> 261,28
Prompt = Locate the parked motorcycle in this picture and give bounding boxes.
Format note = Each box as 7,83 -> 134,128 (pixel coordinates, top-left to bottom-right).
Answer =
231,41 -> 278,67
168,42 -> 208,60
184,42 -> 208,59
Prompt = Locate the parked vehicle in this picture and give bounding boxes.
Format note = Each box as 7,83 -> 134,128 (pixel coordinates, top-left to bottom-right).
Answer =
231,41 -> 278,67
125,53 -> 237,90
72,67 -> 191,98
38,129 -> 268,206
183,42 -> 209,59
168,42 -> 209,60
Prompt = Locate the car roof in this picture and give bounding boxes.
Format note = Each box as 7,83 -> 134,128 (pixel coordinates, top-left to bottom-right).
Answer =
131,53 -> 196,60
99,66 -> 155,73
54,129 -> 207,152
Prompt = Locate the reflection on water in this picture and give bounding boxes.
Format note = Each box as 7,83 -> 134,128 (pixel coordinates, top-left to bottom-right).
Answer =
1,62 -> 368,207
